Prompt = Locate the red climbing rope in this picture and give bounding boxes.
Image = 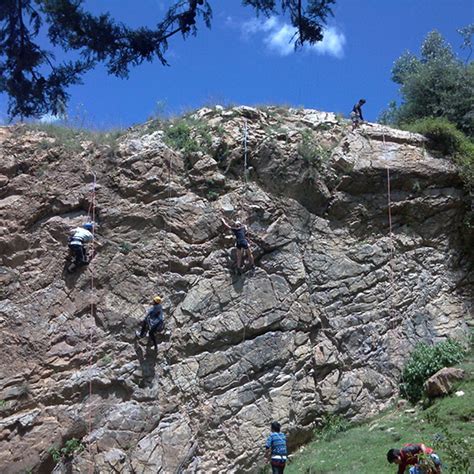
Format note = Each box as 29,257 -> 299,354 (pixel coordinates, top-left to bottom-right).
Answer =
87,172 -> 97,472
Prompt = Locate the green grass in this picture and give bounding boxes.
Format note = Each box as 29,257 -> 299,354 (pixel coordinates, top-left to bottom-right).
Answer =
286,354 -> 474,473
22,123 -> 124,153
161,116 -> 213,155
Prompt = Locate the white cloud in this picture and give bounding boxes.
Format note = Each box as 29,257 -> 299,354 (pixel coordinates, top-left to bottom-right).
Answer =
264,23 -> 296,56
39,113 -> 61,124
309,27 -> 346,58
241,16 -> 345,58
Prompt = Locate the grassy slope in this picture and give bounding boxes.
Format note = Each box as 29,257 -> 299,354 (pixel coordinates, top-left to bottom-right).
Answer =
286,355 -> 474,474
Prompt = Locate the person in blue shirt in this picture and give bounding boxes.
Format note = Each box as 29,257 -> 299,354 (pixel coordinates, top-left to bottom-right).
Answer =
350,98 -> 366,129
265,421 -> 288,473
221,217 -> 254,271
136,296 -> 165,350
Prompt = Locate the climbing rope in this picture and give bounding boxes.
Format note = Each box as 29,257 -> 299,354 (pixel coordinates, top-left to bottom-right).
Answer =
243,119 -> 249,185
87,172 -> 97,472
383,130 -> 397,326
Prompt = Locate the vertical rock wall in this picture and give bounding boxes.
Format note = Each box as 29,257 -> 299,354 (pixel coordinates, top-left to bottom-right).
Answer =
0,108 -> 472,473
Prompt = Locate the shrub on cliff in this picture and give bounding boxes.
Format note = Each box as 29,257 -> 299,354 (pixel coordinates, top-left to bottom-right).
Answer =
400,339 -> 465,403
403,117 -> 474,191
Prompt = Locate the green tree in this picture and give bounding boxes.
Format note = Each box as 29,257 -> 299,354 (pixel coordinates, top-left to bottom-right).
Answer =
0,0 -> 336,119
383,28 -> 474,137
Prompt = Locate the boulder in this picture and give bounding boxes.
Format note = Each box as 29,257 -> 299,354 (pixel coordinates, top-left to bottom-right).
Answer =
424,367 -> 465,398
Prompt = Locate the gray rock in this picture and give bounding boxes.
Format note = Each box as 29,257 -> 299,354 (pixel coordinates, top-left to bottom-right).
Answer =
0,108 -> 471,473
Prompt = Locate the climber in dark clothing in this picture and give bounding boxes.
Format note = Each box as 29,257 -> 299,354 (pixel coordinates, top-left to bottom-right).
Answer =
221,217 -> 254,270
350,98 -> 366,129
136,296 -> 165,350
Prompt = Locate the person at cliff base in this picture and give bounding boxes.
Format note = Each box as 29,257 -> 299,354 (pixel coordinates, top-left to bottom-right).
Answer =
221,217 -> 254,270
350,98 -> 366,129
68,222 -> 95,267
387,443 -> 442,474
265,421 -> 288,474
136,296 -> 165,350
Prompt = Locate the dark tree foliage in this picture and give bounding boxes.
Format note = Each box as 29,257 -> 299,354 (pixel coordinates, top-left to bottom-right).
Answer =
381,28 -> 474,137
0,0 -> 336,119
243,0 -> 335,47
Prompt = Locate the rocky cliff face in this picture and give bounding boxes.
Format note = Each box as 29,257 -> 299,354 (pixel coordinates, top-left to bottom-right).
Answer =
0,106 -> 472,473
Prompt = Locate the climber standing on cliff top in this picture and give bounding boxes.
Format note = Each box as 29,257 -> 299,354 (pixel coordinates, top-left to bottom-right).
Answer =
265,421 -> 288,473
136,296 -> 165,350
387,443 -> 442,474
221,217 -> 254,271
350,98 -> 366,129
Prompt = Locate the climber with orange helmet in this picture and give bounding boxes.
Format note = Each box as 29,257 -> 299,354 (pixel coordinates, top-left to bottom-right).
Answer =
136,296 -> 165,350
221,217 -> 254,271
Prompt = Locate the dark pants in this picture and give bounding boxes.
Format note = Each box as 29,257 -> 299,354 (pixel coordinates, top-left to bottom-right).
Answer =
69,244 -> 87,266
271,463 -> 285,474
140,317 -> 164,348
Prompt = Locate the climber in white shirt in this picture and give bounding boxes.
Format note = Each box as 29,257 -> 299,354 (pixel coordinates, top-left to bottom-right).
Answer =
68,222 -> 95,267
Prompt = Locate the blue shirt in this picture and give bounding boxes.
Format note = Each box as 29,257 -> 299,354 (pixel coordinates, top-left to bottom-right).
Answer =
147,304 -> 163,323
231,226 -> 247,244
265,432 -> 287,456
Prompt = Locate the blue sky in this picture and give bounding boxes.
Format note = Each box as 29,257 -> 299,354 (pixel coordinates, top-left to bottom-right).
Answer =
1,0 -> 472,128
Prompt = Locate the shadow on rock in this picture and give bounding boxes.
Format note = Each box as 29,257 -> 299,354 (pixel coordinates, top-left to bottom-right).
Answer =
134,341 -> 158,388
62,263 -> 89,289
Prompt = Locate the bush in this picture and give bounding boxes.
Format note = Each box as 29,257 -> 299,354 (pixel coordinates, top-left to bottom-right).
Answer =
163,117 -> 212,155
403,117 -> 474,191
400,339 -> 465,402
316,414 -> 350,441
297,129 -> 331,168
164,121 -> 199,154
403,117 -> 469,155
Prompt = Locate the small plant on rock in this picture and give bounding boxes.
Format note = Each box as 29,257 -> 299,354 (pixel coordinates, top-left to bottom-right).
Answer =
17,382 -> 31,398
48,446 -> 61,463
48,438 -> 85,464
163,117 -> 213,155
297,129 -> 331,169
206,190 -> 219,201
100,354 -> 112,366
120,242 -> 133,254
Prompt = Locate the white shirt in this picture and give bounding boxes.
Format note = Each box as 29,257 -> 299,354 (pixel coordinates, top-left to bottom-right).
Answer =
70,227 -> 93,244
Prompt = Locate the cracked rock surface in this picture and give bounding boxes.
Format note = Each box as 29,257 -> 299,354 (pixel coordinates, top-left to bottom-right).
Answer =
0,107 -> 472,473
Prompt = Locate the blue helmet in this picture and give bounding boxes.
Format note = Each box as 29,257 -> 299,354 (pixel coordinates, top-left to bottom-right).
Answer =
83,222 -> 94,231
